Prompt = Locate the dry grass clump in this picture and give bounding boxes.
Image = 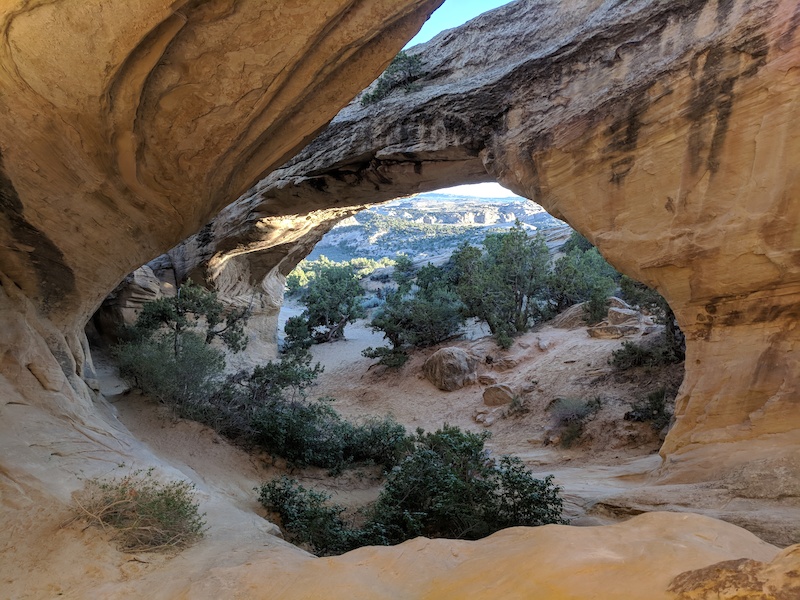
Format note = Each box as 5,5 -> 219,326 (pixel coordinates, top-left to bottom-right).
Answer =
548,397 -> 602,448
70,469 -> 206,552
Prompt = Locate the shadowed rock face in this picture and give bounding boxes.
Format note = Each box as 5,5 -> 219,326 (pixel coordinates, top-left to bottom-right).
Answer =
0,0 -> 444,329
193,0 -> 800,485
0,0 -> 443,409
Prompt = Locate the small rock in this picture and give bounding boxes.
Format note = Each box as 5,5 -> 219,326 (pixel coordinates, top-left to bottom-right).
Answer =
537,337 -> 551,351
492,357 -> 518,371
483,383 -> 515,406
478,374 -> 497,385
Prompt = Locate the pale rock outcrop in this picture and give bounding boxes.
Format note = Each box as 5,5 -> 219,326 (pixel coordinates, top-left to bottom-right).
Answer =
607,307 -> 643,326
587,323 -> 641,339
215,0 -> 800,489
423,347 -> 478,391
669,543 -> 800,599
92,265 -> 170,340
18,512 -> 781,600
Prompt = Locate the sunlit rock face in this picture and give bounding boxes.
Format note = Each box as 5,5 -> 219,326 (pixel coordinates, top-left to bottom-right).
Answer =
208,0 -> 800,485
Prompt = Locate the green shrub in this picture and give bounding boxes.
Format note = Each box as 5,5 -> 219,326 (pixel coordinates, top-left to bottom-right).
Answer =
619,275 -> 663,313
583,291 -> 610,325
247,391 -> 411,471
129,280 -> 249,352
115,281 -> 248,412
361,346 -> 410,368
618,276 -> 685,363
249,397 -> 348,468
451,223 -> 552,346
361,51 -> 424,106
299,264 -> 365,342
610,340 -> 655,369
548,397 -> 602,448
257,477 -> 355,556
342,417 -> 415,469
625,387 -> 674,431
282,315 -> 314,353
549,247 -> 617,321
115,331 -> 225,409
257,425 -> 565,555
367,261 -> 464,352
72,470 -> 206,552
611,337 -> 683,370
560,230 -> 594,254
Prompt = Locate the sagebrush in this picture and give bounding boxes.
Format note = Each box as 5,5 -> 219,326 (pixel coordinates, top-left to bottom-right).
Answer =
71,470 -> 206,552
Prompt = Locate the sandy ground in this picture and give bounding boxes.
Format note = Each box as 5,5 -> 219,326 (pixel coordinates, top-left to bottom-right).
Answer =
105,306 -> 797,548
293,311 -> 680,522
111,301 -> 680,525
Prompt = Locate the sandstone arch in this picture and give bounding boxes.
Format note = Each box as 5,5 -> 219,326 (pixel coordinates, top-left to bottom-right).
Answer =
0,0 -> 443,408
1,0 -> 799,595
188,0 -> 800,487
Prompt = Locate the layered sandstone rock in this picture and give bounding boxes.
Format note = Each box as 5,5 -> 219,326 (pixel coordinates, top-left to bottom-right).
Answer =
8,511 -> 787,599
2,0 -> 800,596
0,0 -> 441,589
209,0 -> 800,488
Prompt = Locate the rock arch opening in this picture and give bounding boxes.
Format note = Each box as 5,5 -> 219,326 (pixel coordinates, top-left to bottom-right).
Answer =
162,0 -> 800,500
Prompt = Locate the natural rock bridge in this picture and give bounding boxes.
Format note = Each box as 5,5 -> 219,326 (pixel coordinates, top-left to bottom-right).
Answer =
189,0 -> 800,488
1,0 -> 798,597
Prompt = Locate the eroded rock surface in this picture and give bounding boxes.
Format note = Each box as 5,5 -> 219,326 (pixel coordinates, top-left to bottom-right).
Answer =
1,0 -> 799,596
0,0 -> 443,398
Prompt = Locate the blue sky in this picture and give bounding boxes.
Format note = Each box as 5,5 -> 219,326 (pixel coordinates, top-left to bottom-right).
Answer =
405,0 -> 513,47
407,0 -> 518,198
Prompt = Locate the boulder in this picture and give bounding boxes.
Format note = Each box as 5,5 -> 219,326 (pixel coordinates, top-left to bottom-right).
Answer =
483,383 -> 515,406
551,304 -> 587,329
608,297 -> 633,310
422,348 -> 478,391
